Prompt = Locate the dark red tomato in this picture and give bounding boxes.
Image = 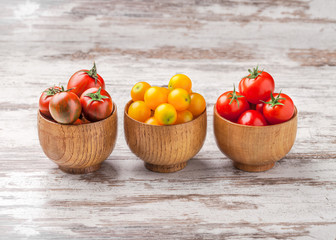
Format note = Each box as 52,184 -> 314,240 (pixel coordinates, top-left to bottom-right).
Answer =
49,89 -> 82,124
216,86 -> 249,122
39,86 -> 61,118
238,110 -> 267,126
263,92 -> 294,124
80,87 -> 113,122
256,103 -> 264,114
67,62 -> 105,97
238,66 -> 275,104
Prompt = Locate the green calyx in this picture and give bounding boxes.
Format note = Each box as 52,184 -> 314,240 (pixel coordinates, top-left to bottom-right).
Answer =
44,86 -> 61,96
262,90 -> 286,107
228,85 -> 244,107
60,86 -> 74,92
85,62 -> 98,84
245,65 -> 263,79
85,87 -> 109,103
44,86 -> 72,99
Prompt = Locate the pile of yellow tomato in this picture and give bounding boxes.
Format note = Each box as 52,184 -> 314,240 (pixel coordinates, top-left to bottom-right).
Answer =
128,74 -> 206,125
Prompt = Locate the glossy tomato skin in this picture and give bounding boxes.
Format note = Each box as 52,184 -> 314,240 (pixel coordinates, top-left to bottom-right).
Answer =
237,110 -> 267,126
239,71 -> 275,104
49,92 -> 82,124
263,93 -> 294,124
67,64 -> 105,97
68,71 -> 105,97
39,86 -> 61,118
256,103 -> 264,114
80,87 -> 113,122
216,91 -> 249,122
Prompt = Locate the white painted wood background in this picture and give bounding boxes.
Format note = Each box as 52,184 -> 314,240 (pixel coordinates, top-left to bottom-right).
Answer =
0,0 -> 335,239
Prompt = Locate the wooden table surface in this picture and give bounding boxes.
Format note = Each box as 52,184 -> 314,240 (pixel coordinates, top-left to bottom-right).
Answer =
1,0 -> 335,239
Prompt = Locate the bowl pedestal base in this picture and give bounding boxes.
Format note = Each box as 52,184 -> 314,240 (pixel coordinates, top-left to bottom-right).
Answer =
145,162 -> 187,173
59,164 -> 101,174
233,162 -> 275,172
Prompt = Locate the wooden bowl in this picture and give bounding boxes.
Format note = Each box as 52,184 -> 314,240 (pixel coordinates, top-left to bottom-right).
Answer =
213,106 -> 297,172
37,103 -> 118,174
124,100 -> 207,173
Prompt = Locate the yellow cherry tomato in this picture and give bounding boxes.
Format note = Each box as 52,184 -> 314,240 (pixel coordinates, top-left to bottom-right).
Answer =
154,103 -> 177,125
145,117 -> 160,125
128,101 -> 151,122
175,110 -> 193,124
168,74 -> 192,93
131,82 -> 151,101
144,86 -> 168,110
188,92 -> 206,117
160,87 -> 170,98
168,88 -> 190,111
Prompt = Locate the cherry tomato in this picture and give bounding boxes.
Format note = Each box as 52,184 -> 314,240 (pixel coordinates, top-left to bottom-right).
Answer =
237,110 -> 267,126
175,110 -> 193,124
187,92 -> 206,117
154,103 -> 177,125
131,82 -> 151,101
262,92 -> 295,124
160,87 -> 170,98
168,88 -> 190,111
145,117 -> 160,125
49,88 -> 82,124
39,86 -> 61,118
216,86 -> 249,122
73,116 -> 90,125
256,103 -> 264,114
67,62 -> 105,97
128,101 -> 151,122
73,119 -> 83,125
80,87 -> 113,122
238,66 -> 275,104
144,87 -> 168,110
168,74 -> 192,93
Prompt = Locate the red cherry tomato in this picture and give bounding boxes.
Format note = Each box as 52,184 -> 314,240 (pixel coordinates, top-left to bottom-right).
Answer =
237,110 -> 267,126
262,92 -> 295,124
80,87 -> 113,122
73,118 -> 83,125
67,62 -> 105,97
216,86 -> 249,122
49,88 -> 82,124
256,103 -> 264,114
39,86 -> 61,118
238,66 -> 275,104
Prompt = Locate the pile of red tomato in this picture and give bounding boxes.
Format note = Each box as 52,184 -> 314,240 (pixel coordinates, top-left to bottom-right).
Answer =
39,63 -> 113,125
216,66 -> 295,126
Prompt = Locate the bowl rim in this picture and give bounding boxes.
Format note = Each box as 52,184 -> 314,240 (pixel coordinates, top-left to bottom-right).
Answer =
124,100 -> 206,127
214,105 -> 297,128
38,102 -> 117,126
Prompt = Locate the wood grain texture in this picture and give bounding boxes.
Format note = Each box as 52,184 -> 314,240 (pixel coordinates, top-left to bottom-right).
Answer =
37,104 -> 118,174
0,0 -> 336,239
214,106 -> 298,172
124,100 -> 207,173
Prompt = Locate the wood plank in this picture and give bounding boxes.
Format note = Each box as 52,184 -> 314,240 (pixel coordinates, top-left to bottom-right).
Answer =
0,0 -> 335,239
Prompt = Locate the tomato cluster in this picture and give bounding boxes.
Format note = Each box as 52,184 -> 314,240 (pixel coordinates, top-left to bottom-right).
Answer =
128,74 -> 206,125
216,66 -> 295,126
39,63 -> 113,125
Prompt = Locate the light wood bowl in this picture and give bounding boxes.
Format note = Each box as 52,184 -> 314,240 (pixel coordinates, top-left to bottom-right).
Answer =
37,103 -> 117,174
214,106 -> 297,172
124,100 -> 207,173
